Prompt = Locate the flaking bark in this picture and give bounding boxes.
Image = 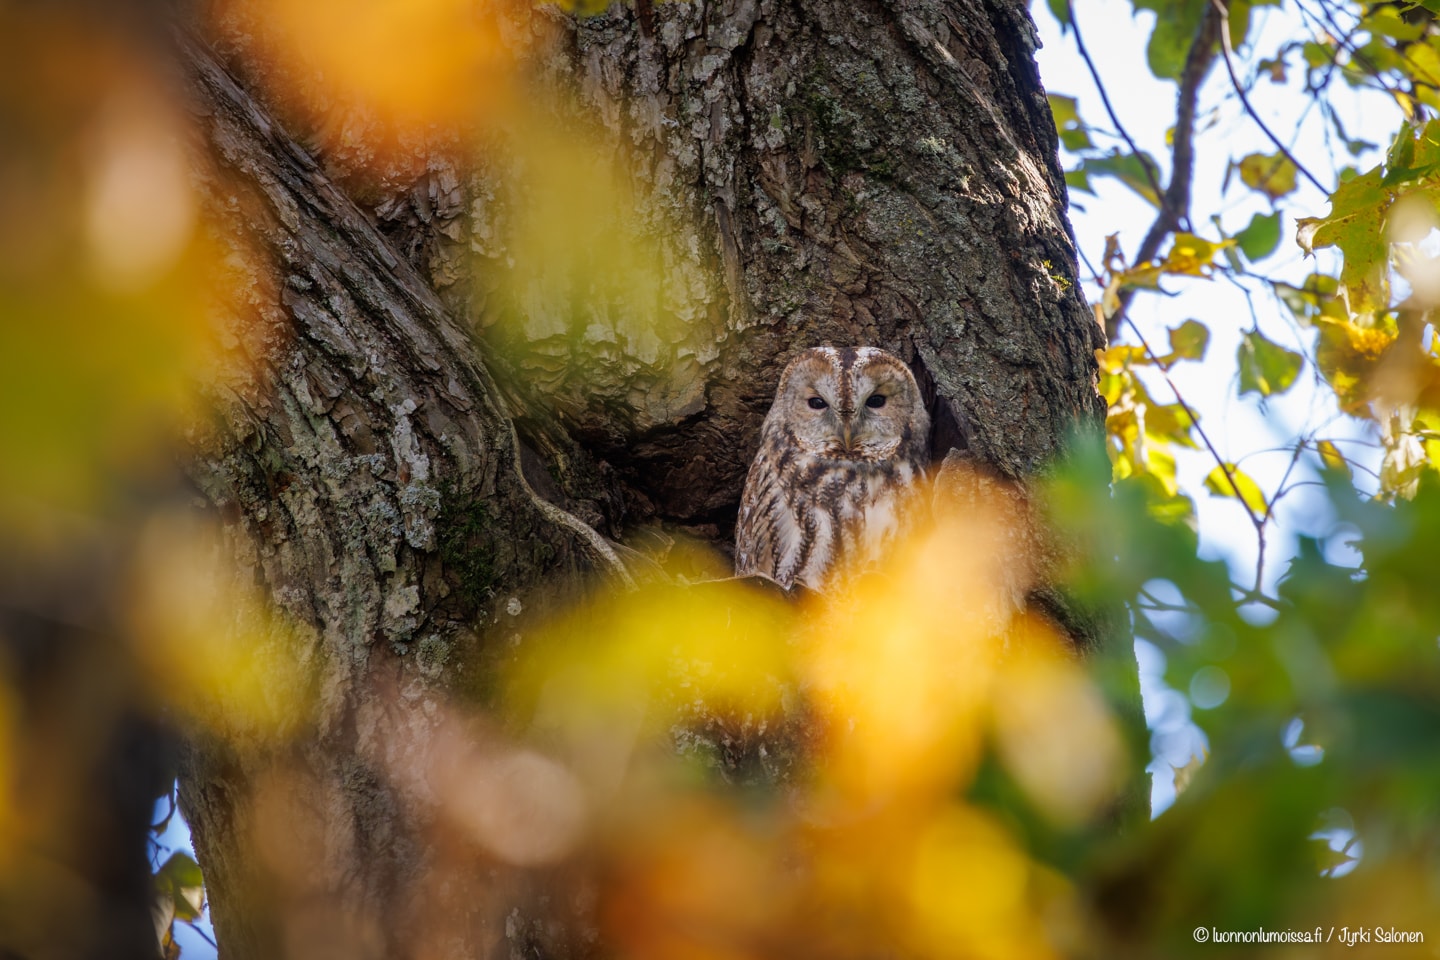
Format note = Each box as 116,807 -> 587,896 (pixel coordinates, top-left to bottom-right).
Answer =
175,29 -> 625,957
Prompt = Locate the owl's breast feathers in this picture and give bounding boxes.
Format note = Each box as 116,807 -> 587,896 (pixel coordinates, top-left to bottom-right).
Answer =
735,432 -> 924,591
735,345 -> 929,592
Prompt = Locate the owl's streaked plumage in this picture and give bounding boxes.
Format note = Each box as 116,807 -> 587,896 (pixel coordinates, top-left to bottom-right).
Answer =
735,346 -> 931,591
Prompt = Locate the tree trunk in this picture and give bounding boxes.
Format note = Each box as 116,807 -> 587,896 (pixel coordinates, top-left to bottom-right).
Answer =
173,0 -> 1114,956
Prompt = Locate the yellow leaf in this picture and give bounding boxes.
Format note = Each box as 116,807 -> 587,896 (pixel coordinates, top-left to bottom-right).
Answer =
1099,371 -> 1125,406
1203,463 -> 1268,516
1160,232 -> 1235,277
1238,151 -> 1299,200
1317,439 -> 1351,476
1097,344 -> 1151,372
243,0 -> 513,133
1116,263 -> 1165,289
1171,750 -> 1207,797
1144,445 -> 1180,497
1112,450 -> 1135,481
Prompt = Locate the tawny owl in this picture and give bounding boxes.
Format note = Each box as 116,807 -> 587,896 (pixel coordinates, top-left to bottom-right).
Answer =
735,346 -> 931,591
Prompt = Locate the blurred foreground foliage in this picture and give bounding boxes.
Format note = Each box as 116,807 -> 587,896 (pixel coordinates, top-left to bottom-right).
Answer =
1055,454 -> 1440,950
466,451 -> 1440,958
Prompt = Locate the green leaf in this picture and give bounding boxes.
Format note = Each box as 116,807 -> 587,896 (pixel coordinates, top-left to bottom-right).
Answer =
1384,122 -> 1425,185
1235,211 -> 1282,261
1238,152 -> 1299,201
1061,127 -> 1093,152
1362,6 -> 1425,42
1297,168 -> 1386,252
1066,167 -> 1095,194
1167,319 -> 1210,360
1147,489 -> 1198,528
1204,463 -> 1268,515
1048,94 -> 1094,151
1046,0 -> 1071,30
1301,40 -> 1333,69
1295,167 -> 1388,310
1227,0 -> 1280,49
1274,274 -> 1339,324
1238,330 -> 1304,397
155,852 -> 205,922
1414,117 -> 1440,169
1405,40 -> 1440,91
1049,94 -> 1079,132
1134,0 -> 1207,80
1080,151 -> 1163,207
1319,165 -> 1388,217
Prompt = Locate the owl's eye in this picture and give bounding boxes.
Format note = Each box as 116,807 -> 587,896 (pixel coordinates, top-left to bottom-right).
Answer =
865,394 -> 887,409
807,397 -> 828,410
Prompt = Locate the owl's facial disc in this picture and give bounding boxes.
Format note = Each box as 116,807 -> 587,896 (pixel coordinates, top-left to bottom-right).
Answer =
772,347 -> 926,462
788,380 -> 846,456
840,379 -> 910,460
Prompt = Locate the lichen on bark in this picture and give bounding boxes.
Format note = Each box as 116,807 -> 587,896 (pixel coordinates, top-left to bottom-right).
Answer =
171,0 -> 1126,954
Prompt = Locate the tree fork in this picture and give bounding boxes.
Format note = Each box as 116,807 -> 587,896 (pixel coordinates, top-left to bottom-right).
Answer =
172,0 -> 1128,954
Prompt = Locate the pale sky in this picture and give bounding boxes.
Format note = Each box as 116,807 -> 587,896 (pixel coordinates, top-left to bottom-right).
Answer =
1034,0 -> 1394,817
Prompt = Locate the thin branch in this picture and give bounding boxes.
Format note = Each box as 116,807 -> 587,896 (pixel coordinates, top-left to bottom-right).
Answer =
1232,584 -> 1284,609
1212,0 -> 1329,194
1106,4 -> 1222,340
1077,242 -> 1105,286
184,921 -> 219,949
1066,0 -> 1166,210
1123,315 -> 1266,540
1235,443 -> 1324,465
1138,587 -> 1201,613
1319,435 -> 1384,450
1313,23 -> 1364,96
1256,442 -> 1309,591
1255,527 -> 1268,593
1299,0 -> 1404,101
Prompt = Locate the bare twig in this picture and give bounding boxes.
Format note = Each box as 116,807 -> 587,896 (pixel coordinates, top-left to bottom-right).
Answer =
1254,442 -> 1309,591
1106,5 -> 1222,340
1138,586 -> 1201,613
1123,315 -> 1267,541
1298,0 -> 1404,100
1232,585 -> 1284,609
1313,22 -> 1363,96
1212,0 -> 1329,194
186,922 -> 219,949
1066,0 -> 1166,208
1077,243 -> 1106,289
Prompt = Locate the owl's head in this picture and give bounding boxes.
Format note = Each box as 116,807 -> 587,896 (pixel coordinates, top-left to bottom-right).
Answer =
770,346 -> 931,462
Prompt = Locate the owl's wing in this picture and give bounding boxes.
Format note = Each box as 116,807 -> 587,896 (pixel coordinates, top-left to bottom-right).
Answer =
733,444 -> 784,579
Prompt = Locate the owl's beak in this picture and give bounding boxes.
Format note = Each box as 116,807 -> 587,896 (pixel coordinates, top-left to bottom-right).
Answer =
841,421 -> 854,452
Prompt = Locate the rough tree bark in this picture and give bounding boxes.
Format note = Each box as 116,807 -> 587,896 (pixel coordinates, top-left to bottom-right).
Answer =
174,0 -> 1115,956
